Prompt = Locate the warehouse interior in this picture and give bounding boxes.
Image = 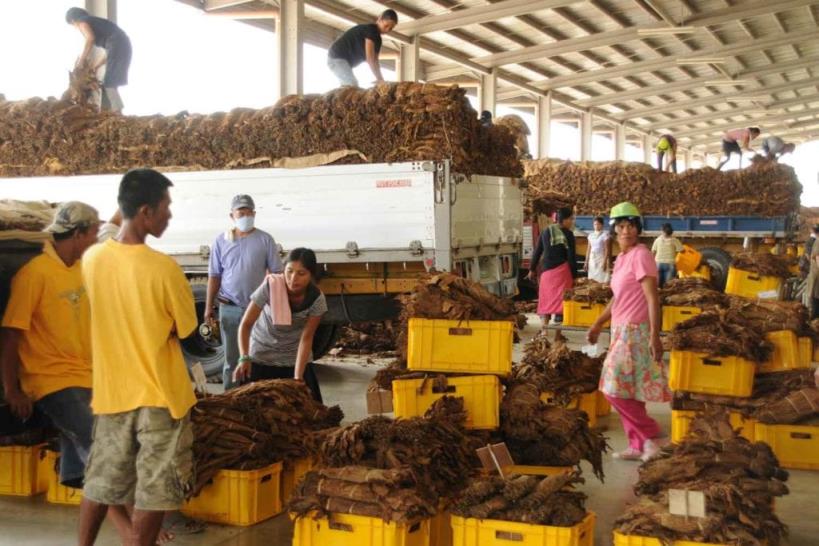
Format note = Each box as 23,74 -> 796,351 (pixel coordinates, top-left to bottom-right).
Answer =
0,0 -> 819,546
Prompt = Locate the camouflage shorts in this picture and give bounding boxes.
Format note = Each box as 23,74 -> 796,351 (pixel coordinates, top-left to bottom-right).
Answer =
83,407 -> 194,511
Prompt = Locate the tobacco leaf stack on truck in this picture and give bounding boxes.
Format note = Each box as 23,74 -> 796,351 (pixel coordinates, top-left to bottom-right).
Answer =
0,82 -> 524,377
522,159 -> 803,290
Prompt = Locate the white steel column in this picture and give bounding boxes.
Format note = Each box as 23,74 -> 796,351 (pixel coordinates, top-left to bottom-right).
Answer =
478,69 -> 497,116
580,112 -> 593,161
398,37 -> 421,82
85,0 -> 116,20
276,0 -> 304,97
642,134 -> 652,164
685,149 -> 693,171
536,93 -> 551,159
615,124 -> 626,160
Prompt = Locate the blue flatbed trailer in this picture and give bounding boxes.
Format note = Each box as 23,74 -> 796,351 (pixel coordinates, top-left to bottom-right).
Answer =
574,215 -> 793,239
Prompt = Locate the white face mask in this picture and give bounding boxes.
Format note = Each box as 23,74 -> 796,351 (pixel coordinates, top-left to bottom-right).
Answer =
234,215 -> 255,233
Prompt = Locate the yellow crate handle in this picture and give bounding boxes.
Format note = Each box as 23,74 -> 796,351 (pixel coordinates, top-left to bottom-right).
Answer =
495,530 -> 525,541
748,274 -> 761,281
701,358 -> 723,367
328,521 -> 354,532
790,432 -> 813,440
680,310 -> 693,315
448,327 -> 473,336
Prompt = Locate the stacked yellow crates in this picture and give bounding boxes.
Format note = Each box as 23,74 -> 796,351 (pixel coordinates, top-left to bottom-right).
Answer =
392,318 -> 513,430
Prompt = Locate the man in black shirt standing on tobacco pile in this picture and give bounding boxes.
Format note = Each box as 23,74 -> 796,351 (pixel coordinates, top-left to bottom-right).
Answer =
327,10 -> 398,87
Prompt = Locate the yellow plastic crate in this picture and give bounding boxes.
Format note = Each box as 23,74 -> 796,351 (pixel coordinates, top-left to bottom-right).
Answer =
407,318 -> 513,375
675,246 -> 701,276
596,391 -> 611,417
671,410 -> 755,443
677,265 -> 711,281
431,501 -> 452,546
798,337 -> 812,368
540,391 -> 597,428
661,306 -> 701,332
501,465 -> 573,477
613,531 -> 726,546
392,375 -> 500,430
669,351 -> 756,398
281,456 -> 315,504
725,267 -> 782,299
182,461 -> 282,526
760,330 -> 803,373
563,301 -> 608,328
451,512 -> 595,546
0,444 -> 48,496
755,423 -> 819,470
44,450 -> 83,505
292,512 -> 431,546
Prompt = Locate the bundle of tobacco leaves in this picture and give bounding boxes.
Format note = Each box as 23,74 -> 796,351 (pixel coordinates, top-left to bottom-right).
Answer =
659,277 -> 727,307
669,308 -> 772,363
511,331 -> 604,404
318,400 -> 473,500
674,369 -> 817,421
754,387 -> 819,424
527,191 -> 575,220
451,471 -> 587,526
500,383 -> 607,480
725,296 -> 808,335
190,379 -> 343,495
563,278 -> 612,304
731,252 -> 793,279
514,300 -> 538,314
331,321 -> 398,356
0,200 -> 58,231
288,466 -> 436,523
615,410 -> 788,546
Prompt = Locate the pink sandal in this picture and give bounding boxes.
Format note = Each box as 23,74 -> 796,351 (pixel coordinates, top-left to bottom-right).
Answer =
612,447 -> 643,460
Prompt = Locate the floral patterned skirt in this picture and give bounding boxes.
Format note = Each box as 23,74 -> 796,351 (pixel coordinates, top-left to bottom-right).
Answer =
599,323 -> 671,402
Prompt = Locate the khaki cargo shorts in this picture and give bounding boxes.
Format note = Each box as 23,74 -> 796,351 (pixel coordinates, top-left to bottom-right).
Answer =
83,407 -> 194,511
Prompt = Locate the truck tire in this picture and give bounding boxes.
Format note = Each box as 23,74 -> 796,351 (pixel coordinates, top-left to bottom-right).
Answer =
699,247 -> 733,291
181,282 -> 224,377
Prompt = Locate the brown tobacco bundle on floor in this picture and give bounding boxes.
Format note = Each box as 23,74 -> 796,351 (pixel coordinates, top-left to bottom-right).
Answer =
318,407 -> 473,500
731,252 -> 793,279
725,297 -> 808,335
500,383 -> 607,480
289,465 -> 436,523
451,471 -> 587,526
190,379 -> 343,495
512,331 -> 604,403
522,159 -> 801,217
669,308 -> 772,363
659,277 -> 727,307
616,410 -> 788,546
0,78 -> 521,178
514,300 -> 538,314
563,278 -> 613,304
332,322 -> 398,356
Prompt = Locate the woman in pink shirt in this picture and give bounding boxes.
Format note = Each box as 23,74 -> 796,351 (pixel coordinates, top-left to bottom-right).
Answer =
587,202 -> 670,461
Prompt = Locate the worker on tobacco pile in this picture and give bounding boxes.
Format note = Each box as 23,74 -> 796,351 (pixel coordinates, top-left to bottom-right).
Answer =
804,224 -> 819,321
327,9 -> 398,87
527,207 -> 578,327
587,202 -> 670,462
480,110 -> 493,128
760,136 -> 796,161
654,134 -> 677,173
205,194 -> 283,390
65,7 -> 132,113
716,126 -> 760,170
79,169 -> 197,546
0,202 -> 148,541
233,248 -> 327,402
651,223 -> 683,288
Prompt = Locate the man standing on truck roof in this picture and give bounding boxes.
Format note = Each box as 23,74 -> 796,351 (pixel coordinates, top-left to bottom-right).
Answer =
66,7 -> 132,113
761,136 -> 796,161
655,134 -> 678,173
717,127 -> 760,170
78,169 -> 197,546
327,10 -> 398,87
206,194 -> 283,389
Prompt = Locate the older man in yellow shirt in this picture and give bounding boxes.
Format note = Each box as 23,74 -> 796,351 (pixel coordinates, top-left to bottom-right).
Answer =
78,169 -> 197,546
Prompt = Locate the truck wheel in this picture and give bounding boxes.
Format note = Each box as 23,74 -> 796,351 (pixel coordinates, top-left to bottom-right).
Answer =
181,282 -> 224,377
699,247 -> 733,291
312,324 -> 340,360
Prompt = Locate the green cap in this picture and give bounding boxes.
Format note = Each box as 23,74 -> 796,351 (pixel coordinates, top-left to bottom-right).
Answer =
609,202 -> 641,220
45,201 -> 100,234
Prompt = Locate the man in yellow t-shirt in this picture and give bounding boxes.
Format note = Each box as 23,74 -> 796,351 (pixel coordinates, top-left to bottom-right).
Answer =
1,201 -> 100,488
78,169 -> 197,546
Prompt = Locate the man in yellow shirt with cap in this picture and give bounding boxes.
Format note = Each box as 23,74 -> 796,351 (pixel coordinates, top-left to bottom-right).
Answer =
78,169 -> 197,546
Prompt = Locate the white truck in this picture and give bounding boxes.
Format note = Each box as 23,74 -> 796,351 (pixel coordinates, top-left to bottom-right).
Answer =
0,160 -> 524,376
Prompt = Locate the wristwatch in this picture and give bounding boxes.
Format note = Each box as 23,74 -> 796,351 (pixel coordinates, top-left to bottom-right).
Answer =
238,355 -> 252,363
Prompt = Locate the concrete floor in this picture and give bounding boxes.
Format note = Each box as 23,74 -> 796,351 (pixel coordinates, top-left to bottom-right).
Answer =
1,316 -> 817,546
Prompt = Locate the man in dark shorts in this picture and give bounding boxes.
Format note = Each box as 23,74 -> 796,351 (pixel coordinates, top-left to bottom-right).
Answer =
717,127 -> 760,170
327,9 -> 398,87
66,7 -> 132,112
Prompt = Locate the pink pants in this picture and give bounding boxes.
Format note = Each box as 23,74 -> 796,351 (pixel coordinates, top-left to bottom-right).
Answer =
604,394 -> 661,451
